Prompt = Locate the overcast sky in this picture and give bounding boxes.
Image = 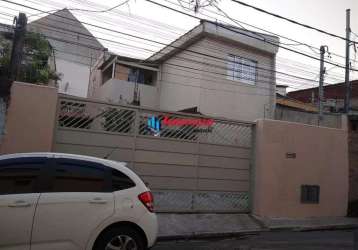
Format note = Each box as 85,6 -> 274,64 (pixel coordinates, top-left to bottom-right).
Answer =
0,0 -> 357,89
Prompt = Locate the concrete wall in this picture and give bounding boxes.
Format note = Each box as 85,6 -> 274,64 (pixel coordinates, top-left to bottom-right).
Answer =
275,106 -> 344,129
96,79 -> 159,108
159,36 -> 276,121
0,82 -> 58,154
348,119 -> 358,202
253,119 -> 348,218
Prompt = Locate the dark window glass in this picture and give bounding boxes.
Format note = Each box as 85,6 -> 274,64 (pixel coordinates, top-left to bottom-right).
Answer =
0,158 -> 44,195
301,185 -> 320,204
52,160 -> 107,192
111,169 -> 135,191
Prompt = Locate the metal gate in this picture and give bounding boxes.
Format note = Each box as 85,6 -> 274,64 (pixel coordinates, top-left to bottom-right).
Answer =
54,95 -> 254,213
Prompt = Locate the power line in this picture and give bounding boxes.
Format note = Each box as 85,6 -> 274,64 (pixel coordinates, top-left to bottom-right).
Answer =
169,0 -> 357,64
171,0 -> 357,66
4,0 -> 356,73
1,4 -> 348,92
29,18 -> 325,85
1,3 -> 329,85
230,0 -> 357,45
16,28 -> 312,93
0,5 -> 348,87
25,0 -> 185,36
28,0 -> 130,17
6,0 -> 358,66
28,11 -> 346,83
143,0 -> 358,72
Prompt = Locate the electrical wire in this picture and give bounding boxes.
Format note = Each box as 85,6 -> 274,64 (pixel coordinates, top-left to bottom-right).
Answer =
167,0 -> 357,64
142,0 -> 358,72
6,1 -> 356,75
28,19 -> 325,85
230,0 -> 357,45
1,4 -> 328,85
0,5 -> 348,86
28,0 -> 131,18
1,1 -> 352,93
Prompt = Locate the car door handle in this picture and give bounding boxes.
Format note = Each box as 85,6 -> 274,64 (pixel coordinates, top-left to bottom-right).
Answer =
89,198 -> 107,204
8,200 -> 31,207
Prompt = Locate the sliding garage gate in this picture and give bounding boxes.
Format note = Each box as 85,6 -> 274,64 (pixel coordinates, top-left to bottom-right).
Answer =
54,96 -> 254,212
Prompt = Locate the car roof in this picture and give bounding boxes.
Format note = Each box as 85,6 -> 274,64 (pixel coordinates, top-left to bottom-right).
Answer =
0,152 -> 147,189
0,152 -> 127,173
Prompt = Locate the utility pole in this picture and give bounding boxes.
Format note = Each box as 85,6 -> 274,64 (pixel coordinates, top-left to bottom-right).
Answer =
8,13 -> 27,81
344,9 -> 351,113
318,46 -> 326,123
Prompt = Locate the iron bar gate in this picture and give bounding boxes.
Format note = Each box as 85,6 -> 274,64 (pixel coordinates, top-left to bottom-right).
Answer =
54,95 -> 254,213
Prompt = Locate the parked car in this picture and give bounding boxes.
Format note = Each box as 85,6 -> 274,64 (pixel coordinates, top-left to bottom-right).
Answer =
0,152 -> 158,250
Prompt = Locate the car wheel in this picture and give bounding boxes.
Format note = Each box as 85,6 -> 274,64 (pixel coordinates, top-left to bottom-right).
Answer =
93,226 -> 146,250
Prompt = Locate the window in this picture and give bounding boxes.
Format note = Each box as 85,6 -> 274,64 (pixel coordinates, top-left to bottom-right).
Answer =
301,185 -> 320,204
51,159 -> 107,193
102,66 -> 112,85
127,68 -> 154,86
227,54 -> 257,84
111,169 -> 135,191
0,158 -> 45,195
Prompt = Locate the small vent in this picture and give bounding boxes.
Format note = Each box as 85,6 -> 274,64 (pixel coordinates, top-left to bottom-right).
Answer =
301,185 -> 320,204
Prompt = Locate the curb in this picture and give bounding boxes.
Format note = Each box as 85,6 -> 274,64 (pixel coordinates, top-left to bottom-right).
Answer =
157,225 -> 358,242
157,229 -> 265,242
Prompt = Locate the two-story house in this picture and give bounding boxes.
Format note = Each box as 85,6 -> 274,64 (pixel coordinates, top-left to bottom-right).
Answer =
89,20 -> 279,121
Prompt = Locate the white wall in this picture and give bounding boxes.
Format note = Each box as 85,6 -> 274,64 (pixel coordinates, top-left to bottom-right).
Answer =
56,59 -> 91,97
159,50 -> 202,111
159,37 -> 276,121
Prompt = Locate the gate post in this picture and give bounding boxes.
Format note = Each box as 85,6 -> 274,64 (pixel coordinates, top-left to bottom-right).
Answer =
248,123 -> 256,213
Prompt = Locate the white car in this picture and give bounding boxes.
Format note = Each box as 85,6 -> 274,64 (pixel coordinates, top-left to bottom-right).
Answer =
0,153 -> 158,250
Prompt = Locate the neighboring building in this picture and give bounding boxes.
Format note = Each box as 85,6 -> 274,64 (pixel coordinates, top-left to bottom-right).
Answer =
274,85 -> 343,128
89,20 -> 279,122
287,80 -> 358,113
28,9 -> 105,97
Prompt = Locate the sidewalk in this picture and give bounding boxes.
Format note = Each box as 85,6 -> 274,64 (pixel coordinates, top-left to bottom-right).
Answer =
157,213 -> 358,240
157,213 -> 265,240
258,216 -> 358,231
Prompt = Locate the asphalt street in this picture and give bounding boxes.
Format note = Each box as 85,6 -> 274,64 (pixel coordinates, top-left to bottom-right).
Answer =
153,230 -> 358,250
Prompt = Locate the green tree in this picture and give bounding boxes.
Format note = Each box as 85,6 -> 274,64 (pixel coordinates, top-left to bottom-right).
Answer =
0,32 -> 60,84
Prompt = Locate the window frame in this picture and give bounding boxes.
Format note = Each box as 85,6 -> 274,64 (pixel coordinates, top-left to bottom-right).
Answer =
110,168 -> 136,192
47,158 -> 136,193
0,157 -> 51,195
227,54 -> 257,85
47,158 -> 112,193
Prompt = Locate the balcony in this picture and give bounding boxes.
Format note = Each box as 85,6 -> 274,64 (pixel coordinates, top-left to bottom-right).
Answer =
98,60 -> 159,108
98,78 -> 158,108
